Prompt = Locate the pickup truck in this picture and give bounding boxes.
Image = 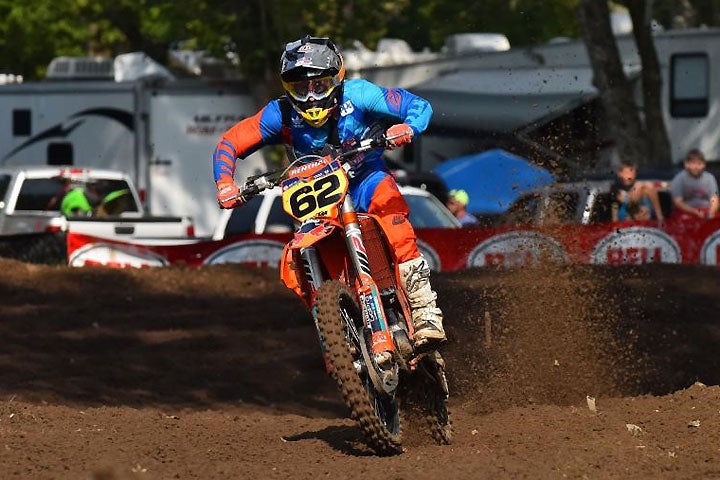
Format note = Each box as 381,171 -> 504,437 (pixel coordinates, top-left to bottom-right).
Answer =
501,179 -> 674,226
211,184 -> 460,240
0,166 -> 195,239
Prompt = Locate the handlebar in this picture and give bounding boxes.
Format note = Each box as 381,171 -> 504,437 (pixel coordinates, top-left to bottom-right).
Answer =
335,135 -> 389,162
238,134 -> 394,201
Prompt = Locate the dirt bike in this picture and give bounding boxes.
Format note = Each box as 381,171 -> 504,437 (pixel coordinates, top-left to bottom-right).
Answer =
236,135 -> 452,454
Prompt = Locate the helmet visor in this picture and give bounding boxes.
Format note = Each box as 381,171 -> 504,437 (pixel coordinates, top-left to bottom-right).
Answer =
283,76 -> 338,102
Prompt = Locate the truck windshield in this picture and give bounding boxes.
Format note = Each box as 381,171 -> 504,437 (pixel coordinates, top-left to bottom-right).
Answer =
404,193 -> 459,228
15,178 -> 140,214
0,175 -> 10,208
223,195 -> 264,236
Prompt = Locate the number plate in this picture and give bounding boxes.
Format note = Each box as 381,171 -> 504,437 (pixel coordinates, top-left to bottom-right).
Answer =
281,163 -> 349,222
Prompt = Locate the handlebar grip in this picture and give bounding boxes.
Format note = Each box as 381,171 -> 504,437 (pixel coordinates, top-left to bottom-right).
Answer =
239,181 -> 260,200
240,174 -> 275,200
358,135 -> 389,150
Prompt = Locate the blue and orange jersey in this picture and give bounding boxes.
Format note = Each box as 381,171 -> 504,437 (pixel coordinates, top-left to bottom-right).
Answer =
212,78 -> 433,187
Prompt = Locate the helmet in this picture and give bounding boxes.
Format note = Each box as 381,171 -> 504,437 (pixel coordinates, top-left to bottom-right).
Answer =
98,188 -> 132,215
280,36 -> 345,127
449,189 -> 470,207
61,188 -> 92,217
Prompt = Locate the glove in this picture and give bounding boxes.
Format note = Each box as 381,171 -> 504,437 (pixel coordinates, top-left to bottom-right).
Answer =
385,123 -> 414,150
216,182 -> 243,209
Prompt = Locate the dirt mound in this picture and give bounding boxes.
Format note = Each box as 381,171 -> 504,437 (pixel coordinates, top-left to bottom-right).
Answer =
440,264 -> 720,412
1,259 -> 720,478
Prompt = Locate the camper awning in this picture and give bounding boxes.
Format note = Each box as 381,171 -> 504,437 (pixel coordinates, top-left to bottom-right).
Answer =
411,66 -> 600,133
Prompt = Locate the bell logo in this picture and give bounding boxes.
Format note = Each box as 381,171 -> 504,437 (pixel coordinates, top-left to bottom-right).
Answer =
417,240 -> 441,272
467,231 -> 567,268
69,243 -> 168,268
700,229 -> 720,265
204,239 -> 286,267
592,227 -> 681,264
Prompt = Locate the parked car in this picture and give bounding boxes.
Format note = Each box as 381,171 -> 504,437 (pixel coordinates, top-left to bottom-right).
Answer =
500,179 -> 674,226
383,156 -> 449,204
212,185 -> 460,240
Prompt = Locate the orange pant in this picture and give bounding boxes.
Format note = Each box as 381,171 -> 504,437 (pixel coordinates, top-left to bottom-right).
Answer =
366,175 -> 420,263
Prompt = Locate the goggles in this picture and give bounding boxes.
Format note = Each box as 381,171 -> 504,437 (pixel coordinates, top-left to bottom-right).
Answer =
283,76 -> 338,102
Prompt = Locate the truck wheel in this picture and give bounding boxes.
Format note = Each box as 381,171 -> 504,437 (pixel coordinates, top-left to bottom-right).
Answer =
23,233 -> 66,265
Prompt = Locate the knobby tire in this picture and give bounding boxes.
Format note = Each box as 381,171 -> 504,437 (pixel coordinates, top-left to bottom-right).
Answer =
420,356 -> 453,445
314,280 -> 403,455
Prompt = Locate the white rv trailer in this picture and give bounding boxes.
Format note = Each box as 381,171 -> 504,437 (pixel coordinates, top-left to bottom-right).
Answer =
355,27 -> 720,172
0,75 -> 264,237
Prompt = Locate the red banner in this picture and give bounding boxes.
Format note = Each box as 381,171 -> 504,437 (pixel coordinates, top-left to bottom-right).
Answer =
66,216 -> 720,270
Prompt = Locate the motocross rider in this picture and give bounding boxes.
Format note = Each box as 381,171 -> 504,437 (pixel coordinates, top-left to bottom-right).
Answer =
212,36 -> 446,348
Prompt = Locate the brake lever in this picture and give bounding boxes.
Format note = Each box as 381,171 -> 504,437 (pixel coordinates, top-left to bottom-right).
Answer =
247,168 -> 284,183
241,182 -> 260,197
241,174 -> 276,198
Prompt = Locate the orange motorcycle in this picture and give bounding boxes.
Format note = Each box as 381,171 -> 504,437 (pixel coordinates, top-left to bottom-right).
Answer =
237,135 -> 452,454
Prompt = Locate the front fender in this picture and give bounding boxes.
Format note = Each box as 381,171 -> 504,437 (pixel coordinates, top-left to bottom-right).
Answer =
287,218 -> 343,250
279,244 -> 312,308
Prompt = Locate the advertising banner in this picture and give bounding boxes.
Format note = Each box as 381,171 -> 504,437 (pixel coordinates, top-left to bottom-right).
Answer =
66,217 -> 720,270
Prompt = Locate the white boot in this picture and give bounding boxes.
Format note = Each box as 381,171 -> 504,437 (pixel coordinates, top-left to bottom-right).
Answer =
398,255 -> 446,346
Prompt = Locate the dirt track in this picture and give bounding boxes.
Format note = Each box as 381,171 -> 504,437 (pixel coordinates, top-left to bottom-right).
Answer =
1,260 -> 720,479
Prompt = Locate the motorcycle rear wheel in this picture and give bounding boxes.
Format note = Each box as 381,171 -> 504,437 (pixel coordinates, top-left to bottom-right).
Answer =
418,353 -> 453,445
314,280 -> 403,455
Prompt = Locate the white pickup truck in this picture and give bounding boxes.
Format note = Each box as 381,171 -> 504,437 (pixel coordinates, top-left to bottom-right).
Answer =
211,184 -> 460,240
0,166 -> 195,239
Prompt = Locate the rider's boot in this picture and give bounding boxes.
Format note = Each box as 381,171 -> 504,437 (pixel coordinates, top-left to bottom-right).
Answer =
373,351 -> 394,368
399,255 -> 446,348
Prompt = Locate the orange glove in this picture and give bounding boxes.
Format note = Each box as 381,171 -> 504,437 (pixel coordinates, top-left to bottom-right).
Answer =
216,182 -> 243,209
385,123 -> 414,150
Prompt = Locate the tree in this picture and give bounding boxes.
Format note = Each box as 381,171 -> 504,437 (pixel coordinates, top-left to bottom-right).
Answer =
624,0 -> 672,166
577,0 -> 672,167
1,0 -> 583,81
577,1 -> 647,166
385,0 -> 579,51
0,0 -> 90,78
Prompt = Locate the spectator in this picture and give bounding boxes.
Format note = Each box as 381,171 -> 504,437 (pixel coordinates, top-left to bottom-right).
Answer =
627,201 -> 652,222
446,189 -> 479,226
60,188 -> 93,217
670,148 -> 719,219
95,188 -> 133,216
610,160 -> 665,226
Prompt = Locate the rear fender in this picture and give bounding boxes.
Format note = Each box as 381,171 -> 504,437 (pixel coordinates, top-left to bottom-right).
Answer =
358,213 -> 415,336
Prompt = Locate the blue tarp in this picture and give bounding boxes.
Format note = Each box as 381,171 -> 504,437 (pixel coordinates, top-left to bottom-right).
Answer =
432,149 -> 554,215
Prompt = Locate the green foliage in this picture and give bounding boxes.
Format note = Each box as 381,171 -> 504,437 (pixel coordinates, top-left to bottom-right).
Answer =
0,0 -> 89,78
301,0 -> 410,48
1,0 -> 716,81
385,0 -> 580,51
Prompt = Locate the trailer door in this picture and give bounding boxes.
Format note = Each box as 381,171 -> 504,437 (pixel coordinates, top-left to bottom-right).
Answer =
147,85 -> 263,237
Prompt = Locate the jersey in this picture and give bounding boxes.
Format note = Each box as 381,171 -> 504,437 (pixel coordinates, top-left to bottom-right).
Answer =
670,170 -> 719,208
212,78 -> 433,195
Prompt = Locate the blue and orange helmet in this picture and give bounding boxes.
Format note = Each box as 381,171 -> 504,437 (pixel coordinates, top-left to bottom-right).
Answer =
280,36 -> 345,127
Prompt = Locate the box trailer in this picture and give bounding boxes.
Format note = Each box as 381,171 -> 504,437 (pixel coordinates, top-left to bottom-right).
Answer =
354,27 -> 720,172
0,77 -> 265,237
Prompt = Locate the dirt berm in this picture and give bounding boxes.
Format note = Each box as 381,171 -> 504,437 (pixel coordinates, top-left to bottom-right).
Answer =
0,259 -> 719,479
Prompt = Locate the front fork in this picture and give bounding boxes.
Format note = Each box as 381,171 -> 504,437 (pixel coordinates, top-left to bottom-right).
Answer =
340,197 -> 395,358
301,197 -> 396,360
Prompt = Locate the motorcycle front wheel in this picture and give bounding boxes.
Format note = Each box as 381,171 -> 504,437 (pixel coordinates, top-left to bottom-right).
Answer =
314,280 -> 403,455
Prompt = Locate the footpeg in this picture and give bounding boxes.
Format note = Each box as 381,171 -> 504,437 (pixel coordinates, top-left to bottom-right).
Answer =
373,351 -> 393,368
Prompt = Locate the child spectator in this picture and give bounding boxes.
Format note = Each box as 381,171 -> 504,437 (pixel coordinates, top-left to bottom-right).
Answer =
670,148 -> 719,219
446,189 -> 479,227
610,160 -> 665,226
627,201 -> 652,222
